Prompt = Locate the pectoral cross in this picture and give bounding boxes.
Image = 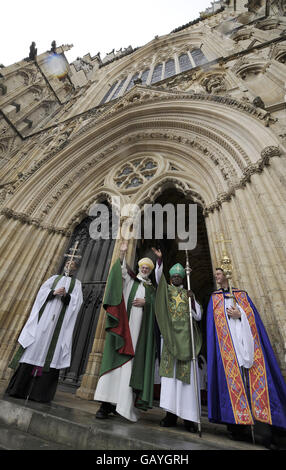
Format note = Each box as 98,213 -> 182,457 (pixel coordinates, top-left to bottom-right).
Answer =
64,240 -> 81,275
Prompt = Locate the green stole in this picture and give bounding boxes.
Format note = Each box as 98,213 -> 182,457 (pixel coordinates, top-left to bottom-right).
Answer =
155,272 -> 202,384
99,258 -> 156,411
9,275 -> 76,371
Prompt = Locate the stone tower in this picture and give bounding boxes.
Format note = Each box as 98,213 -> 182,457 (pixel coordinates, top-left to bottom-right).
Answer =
0,0 -> 286,398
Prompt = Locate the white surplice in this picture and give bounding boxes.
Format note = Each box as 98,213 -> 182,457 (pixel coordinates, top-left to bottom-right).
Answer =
224,295 -> 254,368
155,261 -> 202,422
18,274 -> 83,370
94,260 -> 150,422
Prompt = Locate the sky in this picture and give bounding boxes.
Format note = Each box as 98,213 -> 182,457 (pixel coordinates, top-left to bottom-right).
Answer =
1,0 -> 214,67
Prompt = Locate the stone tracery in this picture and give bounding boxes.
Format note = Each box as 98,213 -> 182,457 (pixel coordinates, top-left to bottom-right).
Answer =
0,1 -> 286,391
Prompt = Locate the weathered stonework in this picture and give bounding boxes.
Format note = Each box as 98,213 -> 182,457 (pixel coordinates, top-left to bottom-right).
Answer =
0,0 -> 285,395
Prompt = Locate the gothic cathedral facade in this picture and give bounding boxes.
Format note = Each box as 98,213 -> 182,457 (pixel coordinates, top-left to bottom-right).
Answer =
0,0 -> 286,398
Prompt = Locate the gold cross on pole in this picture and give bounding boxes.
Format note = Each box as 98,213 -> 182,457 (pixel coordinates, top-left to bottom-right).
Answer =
64,240 -> 81,275
215,232 -> 236,304
214,232 -> 233,275
215,232 -> 232,256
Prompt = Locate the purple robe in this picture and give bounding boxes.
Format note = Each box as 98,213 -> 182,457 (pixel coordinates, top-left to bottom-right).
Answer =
207,289 -> 286,430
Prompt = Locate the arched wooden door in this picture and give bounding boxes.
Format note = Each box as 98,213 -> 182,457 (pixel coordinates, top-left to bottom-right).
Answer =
59,207 -> 115,391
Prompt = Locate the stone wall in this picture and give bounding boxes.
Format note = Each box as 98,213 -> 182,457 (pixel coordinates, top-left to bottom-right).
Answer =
0,1 -> 285,394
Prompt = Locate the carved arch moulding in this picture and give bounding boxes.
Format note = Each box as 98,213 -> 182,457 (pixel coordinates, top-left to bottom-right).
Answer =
71,86 -> 272,141
25,127 -> 237,220
0,145 -> 281,236
3,117 -> 281,223
138,176 -> 205,209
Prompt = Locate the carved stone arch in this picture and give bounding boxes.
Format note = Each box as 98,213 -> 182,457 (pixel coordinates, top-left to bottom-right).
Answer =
176,45 -> 190,56
275,0 -> 286,15
18,67 -> 37,85
61,190 -> 118,240
197,70 -> 227,94
126,175 -> 214,318
52,187 -> 122,234
29,84 -> 44,100
96,129 -> 228,197
230,28 -> 254,43
136,60 -> 149,70
134,175 -> 206,211
39,135 -> 55,148
235,60 -> 270,80
0,141 -> 8,155
6,88 -> 281,227
16,70 -> 31,86
62,82 -> 73,94
272,47 -> 286,64
255,18 -> 280,31
0,134 -> 18,157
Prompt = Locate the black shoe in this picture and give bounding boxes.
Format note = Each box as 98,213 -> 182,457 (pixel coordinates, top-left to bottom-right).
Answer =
96,402 -> 117,419
227,423 -> 250,442
160,412 -> 177,427
228,430 -> 245,442
184,420 -> 197,433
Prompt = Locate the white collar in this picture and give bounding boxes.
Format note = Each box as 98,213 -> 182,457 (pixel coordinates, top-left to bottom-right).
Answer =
136,274 -> 152,285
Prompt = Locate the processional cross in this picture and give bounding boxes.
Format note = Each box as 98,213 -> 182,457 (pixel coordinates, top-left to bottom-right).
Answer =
215,233 -> 256,442
214,236 -> 255,444
64,240 -> 82,275
215,232 -> 236,303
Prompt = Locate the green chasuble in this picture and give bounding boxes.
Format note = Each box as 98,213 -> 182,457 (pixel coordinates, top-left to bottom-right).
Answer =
155,272 -> 202,384
99,258 -> 156,411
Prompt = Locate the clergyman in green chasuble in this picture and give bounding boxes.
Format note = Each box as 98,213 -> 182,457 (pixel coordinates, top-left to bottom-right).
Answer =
94,254 -> 156,422
154,256 -> 202,429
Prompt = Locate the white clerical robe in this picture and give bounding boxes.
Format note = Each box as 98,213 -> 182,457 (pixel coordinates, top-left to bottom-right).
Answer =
94,260 -> 150,422
155,262 -> 202,422
18,274 -> 83,370
224,295 -> 254,368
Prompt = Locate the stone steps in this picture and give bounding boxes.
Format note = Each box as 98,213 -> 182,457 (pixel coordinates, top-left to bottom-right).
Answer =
0,423 -> 72,450
0,394 -> 267,451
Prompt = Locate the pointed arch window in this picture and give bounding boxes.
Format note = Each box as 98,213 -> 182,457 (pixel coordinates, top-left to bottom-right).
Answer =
141,68 -> 150,84
151,63 -> 163,84
178,53 -> 192,73
112,77 -> 127,99
191,49 -> 207,66
164,58 -> 176,79
126,72 -> 139,92
100,81 -> 118,104
99,48 -> 208,105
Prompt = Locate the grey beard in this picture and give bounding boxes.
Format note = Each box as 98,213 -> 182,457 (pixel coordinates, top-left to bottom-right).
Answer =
138,269 -> 149,280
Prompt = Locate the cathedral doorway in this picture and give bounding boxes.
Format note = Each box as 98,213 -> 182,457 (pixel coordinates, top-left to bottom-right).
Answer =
59,202 -> 115,391
136,188 -> 215,355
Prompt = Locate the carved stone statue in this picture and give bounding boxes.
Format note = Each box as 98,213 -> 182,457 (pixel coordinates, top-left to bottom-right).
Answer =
29,42 -> 37,60
252,96 -> 265,109
51,41 -> 57,53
